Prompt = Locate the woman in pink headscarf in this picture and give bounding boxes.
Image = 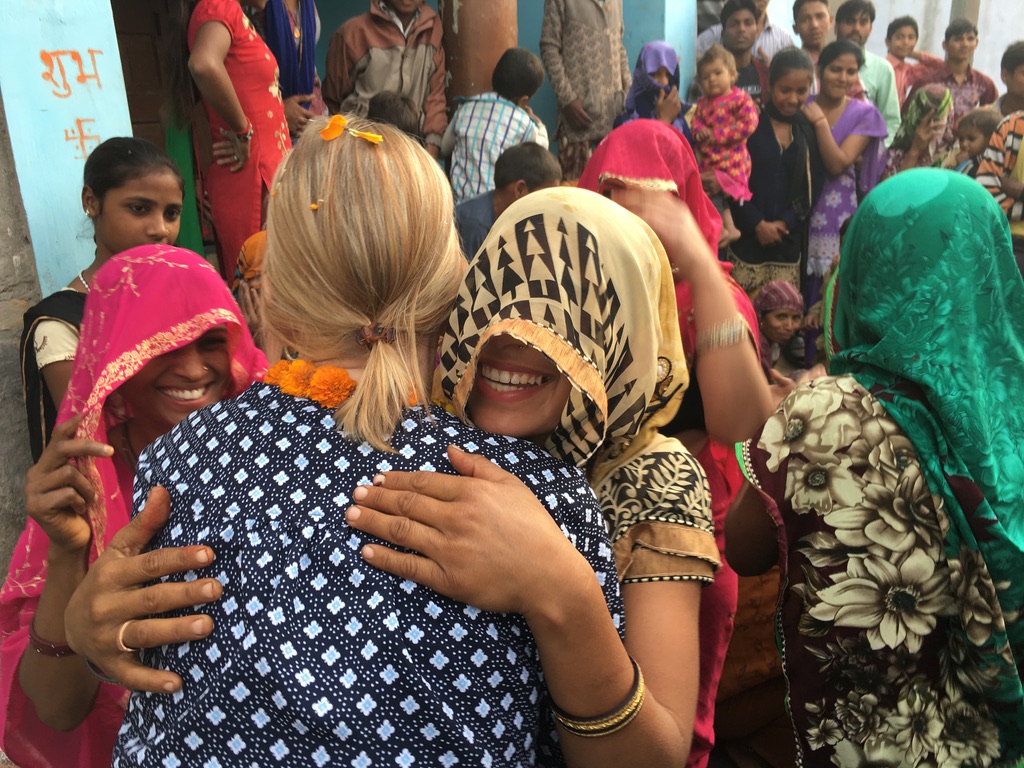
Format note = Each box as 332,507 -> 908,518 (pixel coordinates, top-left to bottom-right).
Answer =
578,118 -> 775,768
0,245 -> 266,768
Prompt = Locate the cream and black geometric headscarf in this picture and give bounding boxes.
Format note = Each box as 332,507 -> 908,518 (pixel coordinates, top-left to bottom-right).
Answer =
439,186 -> 687,473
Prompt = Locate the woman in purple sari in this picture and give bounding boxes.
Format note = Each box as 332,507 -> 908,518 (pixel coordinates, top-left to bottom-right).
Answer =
801,40 -> 887,361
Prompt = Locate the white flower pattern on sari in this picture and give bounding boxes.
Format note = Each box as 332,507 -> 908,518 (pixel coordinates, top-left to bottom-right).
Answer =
742,376 -> 1016,767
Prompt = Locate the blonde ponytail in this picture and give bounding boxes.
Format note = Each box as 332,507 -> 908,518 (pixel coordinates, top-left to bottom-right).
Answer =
263,118 -> 464,450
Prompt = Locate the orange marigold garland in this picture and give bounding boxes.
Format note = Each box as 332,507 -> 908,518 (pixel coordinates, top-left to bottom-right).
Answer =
265,359 -> 356,409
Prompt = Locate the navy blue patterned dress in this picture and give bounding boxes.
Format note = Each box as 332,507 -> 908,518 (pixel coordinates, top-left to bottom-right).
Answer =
113,384 -> 621,767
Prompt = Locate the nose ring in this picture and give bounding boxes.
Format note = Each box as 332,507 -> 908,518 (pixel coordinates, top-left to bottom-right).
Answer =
203,364 -> 211,371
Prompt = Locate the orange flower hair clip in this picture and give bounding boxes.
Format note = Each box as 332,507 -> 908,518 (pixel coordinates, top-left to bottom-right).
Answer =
319,114 -> 384,145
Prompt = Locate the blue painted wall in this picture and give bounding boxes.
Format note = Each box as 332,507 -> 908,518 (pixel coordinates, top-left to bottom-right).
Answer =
0,0 -> 133,295
313,1 -> 698,145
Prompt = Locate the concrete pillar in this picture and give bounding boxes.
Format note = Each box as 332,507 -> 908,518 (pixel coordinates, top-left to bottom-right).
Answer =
439,0 -> 518,104
0,88 -> 40,570
950,0 -> 981,24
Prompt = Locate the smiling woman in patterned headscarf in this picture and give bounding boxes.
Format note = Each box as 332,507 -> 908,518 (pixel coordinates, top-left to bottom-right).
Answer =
729,169 -> 1024,765
347,185 -> 720,764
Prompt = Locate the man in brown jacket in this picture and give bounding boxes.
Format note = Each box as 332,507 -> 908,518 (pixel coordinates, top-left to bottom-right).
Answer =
323,0 -> 446,157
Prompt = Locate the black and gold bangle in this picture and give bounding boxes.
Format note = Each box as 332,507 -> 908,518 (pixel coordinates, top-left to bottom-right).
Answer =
550,656 -> 646,738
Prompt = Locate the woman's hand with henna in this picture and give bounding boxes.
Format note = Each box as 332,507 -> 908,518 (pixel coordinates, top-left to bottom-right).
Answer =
25,416 -> 111,555
64,487 -> 222,693
345,446 -> 595,619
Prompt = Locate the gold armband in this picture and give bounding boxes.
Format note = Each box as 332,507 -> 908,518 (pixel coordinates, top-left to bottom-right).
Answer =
550,656 -> 646,738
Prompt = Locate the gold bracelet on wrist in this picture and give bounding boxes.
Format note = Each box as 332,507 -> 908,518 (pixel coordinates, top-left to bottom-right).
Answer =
550,656 -> 646,738
694,313 -> 748,356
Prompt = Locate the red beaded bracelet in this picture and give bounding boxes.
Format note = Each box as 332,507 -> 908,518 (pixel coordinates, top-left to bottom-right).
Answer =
28,620 -> 76,658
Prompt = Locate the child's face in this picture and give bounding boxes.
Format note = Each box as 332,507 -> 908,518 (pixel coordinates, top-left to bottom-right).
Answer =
836,11 -> 872,47
794,1 -> 831,52
958,127 -> 989,159
761,309 -> 803,345
650,66 -> 672,88
886,26 -> 918,59
944,32 -> 979,64
700,60 -> 736,98
770,70 -> 813,116
1001,64 -> 1024,98
467,334 -> 573,445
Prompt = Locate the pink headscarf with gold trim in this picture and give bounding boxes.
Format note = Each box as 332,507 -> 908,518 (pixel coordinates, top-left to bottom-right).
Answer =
0,244 -> 266,768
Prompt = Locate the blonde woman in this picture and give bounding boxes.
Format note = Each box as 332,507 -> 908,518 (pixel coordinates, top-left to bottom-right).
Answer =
69,118 -> 648,767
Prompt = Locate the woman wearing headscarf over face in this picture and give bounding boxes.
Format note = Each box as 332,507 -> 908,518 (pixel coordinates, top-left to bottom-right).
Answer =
347,185 -> 720,765
728,169 -> 1024,765
577,118 -> 776,768
615,41 -> 694,142
883,83 -> 953,177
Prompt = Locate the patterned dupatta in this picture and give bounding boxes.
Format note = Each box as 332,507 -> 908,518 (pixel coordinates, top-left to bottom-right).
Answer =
58,245 -> 267,559
439,186 -> 687,471
825,169 -> 1024,756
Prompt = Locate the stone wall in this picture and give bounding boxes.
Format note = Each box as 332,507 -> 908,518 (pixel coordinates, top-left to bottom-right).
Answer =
0,87 -> 41,572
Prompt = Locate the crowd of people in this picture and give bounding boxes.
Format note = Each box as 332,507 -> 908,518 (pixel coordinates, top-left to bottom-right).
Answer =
2,0 -> 1023,766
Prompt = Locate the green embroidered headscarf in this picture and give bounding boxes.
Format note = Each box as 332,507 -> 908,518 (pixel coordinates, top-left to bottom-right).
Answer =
825,169 -> 1024,752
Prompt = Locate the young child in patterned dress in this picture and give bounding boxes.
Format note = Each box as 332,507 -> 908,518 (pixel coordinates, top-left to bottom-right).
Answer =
691,44 -> 759,245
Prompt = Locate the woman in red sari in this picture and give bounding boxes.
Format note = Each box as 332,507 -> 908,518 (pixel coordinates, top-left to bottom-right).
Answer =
578,118 -> 775,768
0,246 -> 266,767
167,0 -> 291,280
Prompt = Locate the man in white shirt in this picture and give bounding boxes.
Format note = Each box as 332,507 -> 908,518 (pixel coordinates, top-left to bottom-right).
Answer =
695,0 -> 793,63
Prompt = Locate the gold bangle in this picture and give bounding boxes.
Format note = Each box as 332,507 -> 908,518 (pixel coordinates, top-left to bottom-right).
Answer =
695,313 -> 748,356
550,656 -> 646,738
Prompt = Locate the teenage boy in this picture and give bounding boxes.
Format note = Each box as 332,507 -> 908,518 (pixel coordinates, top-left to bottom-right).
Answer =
720,0 -> 769,104
884,15 -> 943,107
323,0 -> 446,158
834,0 -> 900,146
995,40 -> 1024,117
454,143 -> 562,260
906,18 -> 997,142
697,0 -> 793,63
978,41 -> 1024,272
792,0 -> 831,93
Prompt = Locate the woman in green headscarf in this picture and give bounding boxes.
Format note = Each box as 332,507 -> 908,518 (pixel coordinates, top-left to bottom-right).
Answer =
884,83 -> 953,176
727,168 -> 1024,766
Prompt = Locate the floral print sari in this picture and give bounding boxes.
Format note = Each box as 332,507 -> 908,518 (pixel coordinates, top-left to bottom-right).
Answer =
739,170 -> 1024,766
